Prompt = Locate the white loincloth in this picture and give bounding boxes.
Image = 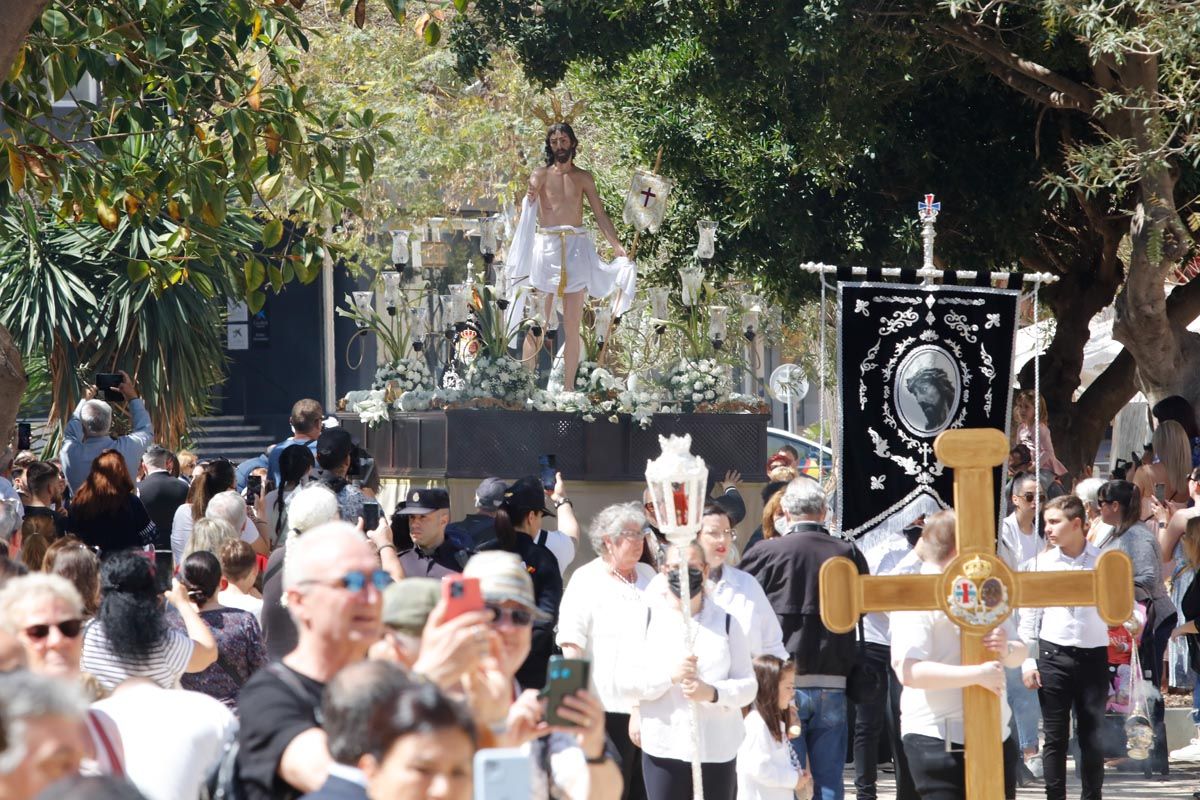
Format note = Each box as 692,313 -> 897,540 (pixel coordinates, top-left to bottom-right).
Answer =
506,197 -> 636,309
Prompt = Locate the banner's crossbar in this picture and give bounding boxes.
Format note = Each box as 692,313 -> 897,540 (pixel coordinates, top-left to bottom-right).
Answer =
798,262 -> 1059,286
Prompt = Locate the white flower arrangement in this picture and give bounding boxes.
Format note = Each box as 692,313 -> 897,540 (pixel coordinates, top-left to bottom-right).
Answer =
372,357 -> 432,394
463,354 -> 534,403
351,389 -> 391,427
667,358 -> 732,408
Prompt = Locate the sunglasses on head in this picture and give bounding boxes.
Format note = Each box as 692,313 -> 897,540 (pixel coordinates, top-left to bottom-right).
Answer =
485,603 -> 534,627
24,619 -> 83,640
300,569 -> 392,593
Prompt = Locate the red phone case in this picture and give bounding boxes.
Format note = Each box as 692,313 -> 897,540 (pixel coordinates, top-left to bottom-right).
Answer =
441,576 -> 483,621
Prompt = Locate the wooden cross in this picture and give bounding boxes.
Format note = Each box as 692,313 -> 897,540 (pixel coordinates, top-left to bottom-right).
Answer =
820,428 -> 1134,800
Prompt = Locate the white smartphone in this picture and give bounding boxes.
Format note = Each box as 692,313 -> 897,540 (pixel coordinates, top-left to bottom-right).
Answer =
473,748 -> 531,800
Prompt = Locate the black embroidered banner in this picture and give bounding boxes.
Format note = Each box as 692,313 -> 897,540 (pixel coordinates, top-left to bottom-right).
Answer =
837,282 -> 1019,538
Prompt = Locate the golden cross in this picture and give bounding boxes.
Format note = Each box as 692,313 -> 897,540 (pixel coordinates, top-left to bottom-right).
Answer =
820,428 -> 1134,800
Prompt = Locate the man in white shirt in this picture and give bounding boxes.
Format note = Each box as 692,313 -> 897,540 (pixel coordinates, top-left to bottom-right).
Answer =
558,502 -> 656,800
1019,495 -> 1142,800
856,521 -> 924,800
891,510 -> 1029,800
997,472 -> 1045,776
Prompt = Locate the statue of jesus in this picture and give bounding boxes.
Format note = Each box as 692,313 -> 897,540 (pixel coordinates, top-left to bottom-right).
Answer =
517,123 -> 628,391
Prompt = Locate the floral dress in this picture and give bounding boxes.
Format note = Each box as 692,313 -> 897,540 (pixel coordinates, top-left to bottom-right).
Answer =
166,606 -> 266,712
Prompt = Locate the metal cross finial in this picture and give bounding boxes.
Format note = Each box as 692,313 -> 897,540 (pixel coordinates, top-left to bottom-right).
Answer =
918,193 -> 941,273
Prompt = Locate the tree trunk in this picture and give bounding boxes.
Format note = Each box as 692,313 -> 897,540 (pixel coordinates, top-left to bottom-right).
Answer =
0,324 -> 28,455
0,0 -> 51,83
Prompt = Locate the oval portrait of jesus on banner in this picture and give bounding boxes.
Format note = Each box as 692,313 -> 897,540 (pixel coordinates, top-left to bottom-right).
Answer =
894,345 -> 961,436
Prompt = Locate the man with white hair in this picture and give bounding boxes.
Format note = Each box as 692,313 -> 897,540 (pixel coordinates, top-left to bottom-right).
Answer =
237,522 -> 387,800
60,370 -> 153,491
261,485 -> 341,661
0,670 -> 89,799
739,476 -> 868,800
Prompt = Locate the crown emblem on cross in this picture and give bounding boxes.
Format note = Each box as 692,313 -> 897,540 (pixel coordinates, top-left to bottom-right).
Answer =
962,555 -> 992,581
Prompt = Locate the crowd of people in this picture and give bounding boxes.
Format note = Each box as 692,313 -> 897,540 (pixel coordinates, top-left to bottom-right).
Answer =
2,375 -> 1200,800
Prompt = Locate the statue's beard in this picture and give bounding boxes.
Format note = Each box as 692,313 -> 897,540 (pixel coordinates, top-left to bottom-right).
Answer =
554,147 -> 574,164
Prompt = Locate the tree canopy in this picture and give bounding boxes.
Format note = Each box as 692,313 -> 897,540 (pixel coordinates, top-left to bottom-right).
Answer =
452,0 -> 1200,473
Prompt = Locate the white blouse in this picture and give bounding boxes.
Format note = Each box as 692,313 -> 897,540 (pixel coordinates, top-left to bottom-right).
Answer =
616,584 -> 757,763
736,709 -> 801,800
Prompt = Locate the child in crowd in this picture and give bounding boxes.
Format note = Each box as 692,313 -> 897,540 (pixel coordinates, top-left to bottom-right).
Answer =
737,654 -> 812,800
1013,390 -> 1067,478
217,539 -> 263,623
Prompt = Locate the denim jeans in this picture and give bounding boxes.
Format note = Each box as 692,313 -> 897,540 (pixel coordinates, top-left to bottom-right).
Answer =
1005,665 -> 1040,753
793,687 -> 848,800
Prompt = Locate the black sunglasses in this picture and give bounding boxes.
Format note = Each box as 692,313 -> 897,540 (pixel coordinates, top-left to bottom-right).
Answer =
485,603 -> 534,627
24,619 -> 83,640
1021,492 -> 1047,503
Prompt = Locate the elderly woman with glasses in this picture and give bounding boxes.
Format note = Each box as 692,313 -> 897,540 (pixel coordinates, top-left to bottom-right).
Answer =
0,573 -> 88,683
556,502 -> 657,799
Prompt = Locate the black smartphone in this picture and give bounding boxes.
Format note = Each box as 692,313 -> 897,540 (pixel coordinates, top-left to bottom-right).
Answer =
95,372 -> 124,402
153,550 -> 174,594
245,474 -> 262,506
538,454 -> 557,492
361,499 -> 380,531
542,655 -> 591,727
16,422 -> 31,452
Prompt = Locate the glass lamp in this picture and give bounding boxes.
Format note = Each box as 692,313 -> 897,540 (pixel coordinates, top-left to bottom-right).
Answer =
708,305 -> 728,350
410,307 -> 428,352
351,291 -> 374,328
679,266 -> 704,307
649,287 -> 670,336
696,219 -> 717,260
479,216 -> 498,258
389,229 -> 410,267
428,217 -> 446,241
382,271 -> 403,316
449,283 -> 471,327
595,306 -> 613,343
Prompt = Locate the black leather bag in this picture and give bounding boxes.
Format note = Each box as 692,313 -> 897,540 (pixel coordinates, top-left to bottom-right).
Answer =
846,617 -> 883,705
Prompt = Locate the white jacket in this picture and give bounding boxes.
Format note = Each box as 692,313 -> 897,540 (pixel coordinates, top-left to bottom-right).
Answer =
736,709 -> 800,800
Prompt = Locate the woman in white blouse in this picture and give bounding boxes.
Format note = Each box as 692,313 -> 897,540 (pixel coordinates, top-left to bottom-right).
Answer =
619,542 -> 756,799
695,503 -> 788,659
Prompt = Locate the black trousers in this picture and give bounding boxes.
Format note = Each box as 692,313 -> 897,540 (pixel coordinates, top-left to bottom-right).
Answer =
1038,641 -> 1109,800
903,733 -> 1018,800
887,656 -> 920,800
641,752 -> 735,800
606,712 -> 646,800
854,642 -> 893,800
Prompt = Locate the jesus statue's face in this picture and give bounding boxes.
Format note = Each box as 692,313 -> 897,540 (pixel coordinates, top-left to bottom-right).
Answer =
548,130 -> 574,164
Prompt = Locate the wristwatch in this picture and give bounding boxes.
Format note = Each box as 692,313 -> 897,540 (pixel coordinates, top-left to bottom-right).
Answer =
553,497 -> 573,509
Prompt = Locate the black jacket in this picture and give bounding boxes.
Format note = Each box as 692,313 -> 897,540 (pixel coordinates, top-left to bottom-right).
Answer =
137,471 -> 189,550
738,521 -> 867,679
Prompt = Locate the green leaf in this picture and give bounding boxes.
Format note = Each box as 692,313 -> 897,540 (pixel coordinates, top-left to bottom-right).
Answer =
259,172 -> 283,200
41,9 -> 70,38
261,218 -> 284,248
247,289 -> 266,314
424,20 -> 441,46
244,257 -> 266,291
127,260 -> 151,282
453,0 -> 467,10
382,0 -> 406,23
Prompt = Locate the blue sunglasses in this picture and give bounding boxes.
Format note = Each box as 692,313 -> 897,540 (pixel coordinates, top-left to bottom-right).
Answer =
300,569 -> 392,593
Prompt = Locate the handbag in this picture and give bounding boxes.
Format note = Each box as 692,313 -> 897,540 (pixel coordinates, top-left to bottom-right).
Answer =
846,617 -> 882,704
1124,634 -> 1154,760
